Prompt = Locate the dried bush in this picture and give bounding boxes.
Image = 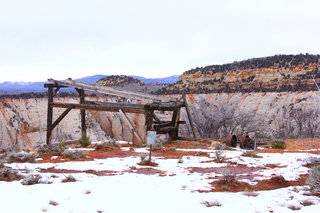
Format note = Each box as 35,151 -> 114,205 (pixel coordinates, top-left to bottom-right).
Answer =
38,144 -> 66,153
287,205 -> 301,211
151,142 -> 163,151
306,157 -> 320,167
93,141 -> 121,150
78,132 -> 91,147
200,199 -> 222,207
63,174 -> 76,182
306,165 -> 320,192
214,144 -> 231,150
241,151 -> 258,157
62,150 -> 87,159
139,153 -> 149,165
242,191 -> 259,197
215,151 -> 228,163
300,200 -> 314,206
192,142 -> 201,146
0,167 -> 21,180
5,152 -> 38,163
218,169 -> 237,184
21,174 -> 42,185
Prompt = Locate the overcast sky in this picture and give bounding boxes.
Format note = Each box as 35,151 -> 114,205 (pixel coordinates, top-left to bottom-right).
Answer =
1,0 -> 320,83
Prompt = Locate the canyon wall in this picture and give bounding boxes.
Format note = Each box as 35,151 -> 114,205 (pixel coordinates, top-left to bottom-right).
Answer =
1,91 -> 319,149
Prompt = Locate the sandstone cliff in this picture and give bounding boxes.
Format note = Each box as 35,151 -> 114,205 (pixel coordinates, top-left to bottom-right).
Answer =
1,90 -> 319,149
154,54 -> 320,94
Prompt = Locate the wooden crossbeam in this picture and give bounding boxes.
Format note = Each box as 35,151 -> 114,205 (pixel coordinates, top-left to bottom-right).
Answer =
85,111 -> 100,125
47,105 -> 75,132
47,78 -> 176,103
119,109 -> 144,143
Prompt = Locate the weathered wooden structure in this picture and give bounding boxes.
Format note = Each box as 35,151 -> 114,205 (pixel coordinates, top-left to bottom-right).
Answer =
44,78 -> 196,144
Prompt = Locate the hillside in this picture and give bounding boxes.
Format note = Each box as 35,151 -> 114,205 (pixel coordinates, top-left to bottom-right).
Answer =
154,54 -> 320,94
94,75 -> 167,94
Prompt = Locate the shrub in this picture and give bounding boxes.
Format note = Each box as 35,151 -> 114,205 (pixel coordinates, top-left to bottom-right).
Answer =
0,167 -> 21,180
215,151 -> 228,163
241,151 -> 258,157
192,142 -> 201,146
38,144 -> 66,153
271,142 -> 286,149
93,141 -> 120,150
300,200 -> 314,206
78,132 -> 91,147
63,174 -> 76,182
214,144 -> 231,150
200,199 -> 222,207
151,142 -> 163,151
139,153 -> 149,165
6,152 -> 38,163
242,191 -> 259,197
62,150 -> 87,159
217,169 -> 237,184
306,165 -> 320,192
306,157 -> 320,167
177,158 -> 183,164
21,174 -> 42,185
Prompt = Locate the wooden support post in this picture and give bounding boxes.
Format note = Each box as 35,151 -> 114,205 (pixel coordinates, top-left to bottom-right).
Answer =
144,105 -> 154,144
76,88 -> 86,135
46,85 -> 54,144
47,105 -> 75,132
170,109 -> 180,139
85,111 -> 100,125
119,109 -> 143,144
182,94 -> 196,140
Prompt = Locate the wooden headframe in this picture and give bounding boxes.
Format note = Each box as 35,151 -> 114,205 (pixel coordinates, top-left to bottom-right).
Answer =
44,78 -> 195,144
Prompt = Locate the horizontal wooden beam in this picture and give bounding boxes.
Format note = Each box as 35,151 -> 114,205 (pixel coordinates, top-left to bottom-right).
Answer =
50,102 -> 146,114
47,78 -> 177,102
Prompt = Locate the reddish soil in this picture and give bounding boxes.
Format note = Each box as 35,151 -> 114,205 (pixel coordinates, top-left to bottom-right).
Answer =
198,174 -> 308,193
14,139 -> 320,194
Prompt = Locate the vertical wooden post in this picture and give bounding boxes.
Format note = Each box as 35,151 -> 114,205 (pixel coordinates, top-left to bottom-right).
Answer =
76,88 -> 86,135
170,109 -> 180,139
182,94 -> 196,140
46,85 -> 54,144
144,105 -> 154,144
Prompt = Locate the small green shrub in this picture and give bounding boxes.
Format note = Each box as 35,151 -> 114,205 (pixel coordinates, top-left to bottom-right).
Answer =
21,174 -> 42,185
62,150 -> 87,159
271,142 -> 286,149
6,152 -> 38,163
59,141 -> 67,147
78,132 -> 91,147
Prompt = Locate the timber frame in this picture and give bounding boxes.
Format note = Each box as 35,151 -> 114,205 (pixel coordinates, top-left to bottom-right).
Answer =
44,78 -> 196,144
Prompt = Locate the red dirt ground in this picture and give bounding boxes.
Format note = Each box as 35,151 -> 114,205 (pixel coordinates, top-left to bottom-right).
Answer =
3,139 -> 319,194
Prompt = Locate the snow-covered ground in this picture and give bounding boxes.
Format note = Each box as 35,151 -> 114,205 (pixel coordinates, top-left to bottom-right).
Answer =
1,144 -> 319,213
